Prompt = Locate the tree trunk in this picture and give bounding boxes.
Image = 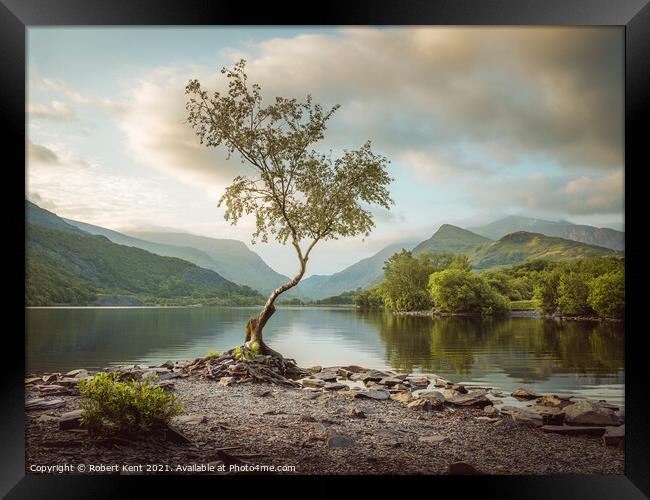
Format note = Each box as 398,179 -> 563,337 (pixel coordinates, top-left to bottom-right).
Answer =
243,257 -> 306,358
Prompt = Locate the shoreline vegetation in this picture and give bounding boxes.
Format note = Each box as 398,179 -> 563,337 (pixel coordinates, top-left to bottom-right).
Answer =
26,356 -> 624,475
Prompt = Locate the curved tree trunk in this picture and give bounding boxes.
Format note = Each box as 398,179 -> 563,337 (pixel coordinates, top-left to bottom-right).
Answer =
244,255 -> 307,357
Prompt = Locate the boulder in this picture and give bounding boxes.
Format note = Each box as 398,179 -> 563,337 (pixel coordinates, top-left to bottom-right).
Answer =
379,377 -> 404,387
434,377 -> 449,387
536,395 -> 564,408
65,369 -> 88,378
564,400 -> 619,426
341,365 -> 366,373
602,425 -> 624,447
58,377 -> 81,387
300,378 -> 326,388
451,384 -> 468,394
527,405 -> 565,425
308,365 -> 322,374
354,389 -> 390,400
324,382 -> 347,391
489,389 -> 505,397
510,409 -> 544,428
444,389 -> 492,408
511,388 -> 538,400
159,360 -> 175,369
483,405 -> 500,417
59,409 -> 84,430
541,425 -> 606,437
407,398 -> 433,411
26,398 -> 66,411
390,392 -> 414,404
337,368 -> 353,379
406,376 -> 430,386
312,371 -> 338,382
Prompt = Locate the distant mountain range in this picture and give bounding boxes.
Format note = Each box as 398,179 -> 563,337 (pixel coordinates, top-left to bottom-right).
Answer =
299,241 -> 416,299
25,200 -> 624,304
63,220 -> 300,298
26,201 -> 263,306
413,224 -> 492,255
468,215 -> 624,251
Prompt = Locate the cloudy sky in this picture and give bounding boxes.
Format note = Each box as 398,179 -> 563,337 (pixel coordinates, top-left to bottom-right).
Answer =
27,27 -> 624,277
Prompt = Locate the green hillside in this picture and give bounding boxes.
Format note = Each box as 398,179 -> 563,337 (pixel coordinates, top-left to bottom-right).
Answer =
412,224 -> 492,255
469,215 -> 624,251
299,241 -> 416,299
26,223 -> 264,306
469,231 -> 621,270
125,231 -> 302,298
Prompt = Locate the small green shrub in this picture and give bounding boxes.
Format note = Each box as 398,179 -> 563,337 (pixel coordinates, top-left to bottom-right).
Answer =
206,349 -> 220,358
78,372 -> 184,434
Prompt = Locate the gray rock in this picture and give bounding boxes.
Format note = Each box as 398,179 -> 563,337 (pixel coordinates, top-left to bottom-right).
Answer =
303,391 -> 321,400
541,425 -> 607,437
379,377 -> 404,387
175,414 -> 207,425
536,395 -> 564,408
483,405 -> 500,417
444,389 -> 492,408
510,409 -> 544,428
354,389 -> 390,400
390,391 -> 414,404
312,371 -> 338,382
26,398 -> 66,411
327,433 -> 355,448
451,384 -> 468,394
65,369 -> 88,378
527,405 -> 565,425
324,382 -> 347,391
59,409 -> 84,430
511,387 -> 538,400
300,378 -> 326,388
407,398 -> 434,411
564,400 -> 620,426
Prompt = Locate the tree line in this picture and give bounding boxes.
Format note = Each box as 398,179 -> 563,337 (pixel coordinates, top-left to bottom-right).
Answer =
354,251 -> 624,319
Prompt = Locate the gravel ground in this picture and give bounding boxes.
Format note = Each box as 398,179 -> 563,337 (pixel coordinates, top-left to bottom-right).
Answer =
25,378 -> 625,475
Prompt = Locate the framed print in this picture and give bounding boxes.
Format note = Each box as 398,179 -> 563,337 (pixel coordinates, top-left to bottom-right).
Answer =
2,0 -> 649,497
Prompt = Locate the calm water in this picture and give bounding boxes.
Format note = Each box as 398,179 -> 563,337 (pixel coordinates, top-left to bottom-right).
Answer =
26,307 -> 625,408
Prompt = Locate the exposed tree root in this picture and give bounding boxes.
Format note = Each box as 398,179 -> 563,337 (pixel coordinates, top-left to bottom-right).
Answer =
181,345 -> 308,387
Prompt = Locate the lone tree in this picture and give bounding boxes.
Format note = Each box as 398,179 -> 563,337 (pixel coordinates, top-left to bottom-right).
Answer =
186,60 -> 392,357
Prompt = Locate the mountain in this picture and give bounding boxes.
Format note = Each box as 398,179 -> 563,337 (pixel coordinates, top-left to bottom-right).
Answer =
26,200 -> 86,234
299,241 -> 416,299
469,215 -> 624,251
124,231 -> 302,298
412,224 -> 492,255
469,231 -> 622,270
25,203 -> 264,306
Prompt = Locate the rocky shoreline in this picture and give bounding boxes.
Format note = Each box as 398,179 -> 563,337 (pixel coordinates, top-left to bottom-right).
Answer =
394,309 -> 622,322
25,360 -> 624,475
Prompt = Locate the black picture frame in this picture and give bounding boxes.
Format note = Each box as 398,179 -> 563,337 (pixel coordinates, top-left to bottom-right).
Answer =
2,0 -> 648,497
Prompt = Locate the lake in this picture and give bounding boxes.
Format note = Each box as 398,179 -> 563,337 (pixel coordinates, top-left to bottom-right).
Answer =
26,306 -> 625,408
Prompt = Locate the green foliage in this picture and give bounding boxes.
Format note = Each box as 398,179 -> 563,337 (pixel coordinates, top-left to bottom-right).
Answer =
186,59 -> 392,265
532,270 -> 561,314
428,268 -> 510,316
380,251 -> 456,312
531,257 -> 624,317
78,372 -> 184,434
509,300 -> 537,311
354,285 -> 385,309
588,270 -> 625,319
206,349 -> 220,358
558,272 -> 593,315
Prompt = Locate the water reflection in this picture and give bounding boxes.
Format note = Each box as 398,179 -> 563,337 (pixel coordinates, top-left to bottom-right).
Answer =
26,307 -> 624,407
